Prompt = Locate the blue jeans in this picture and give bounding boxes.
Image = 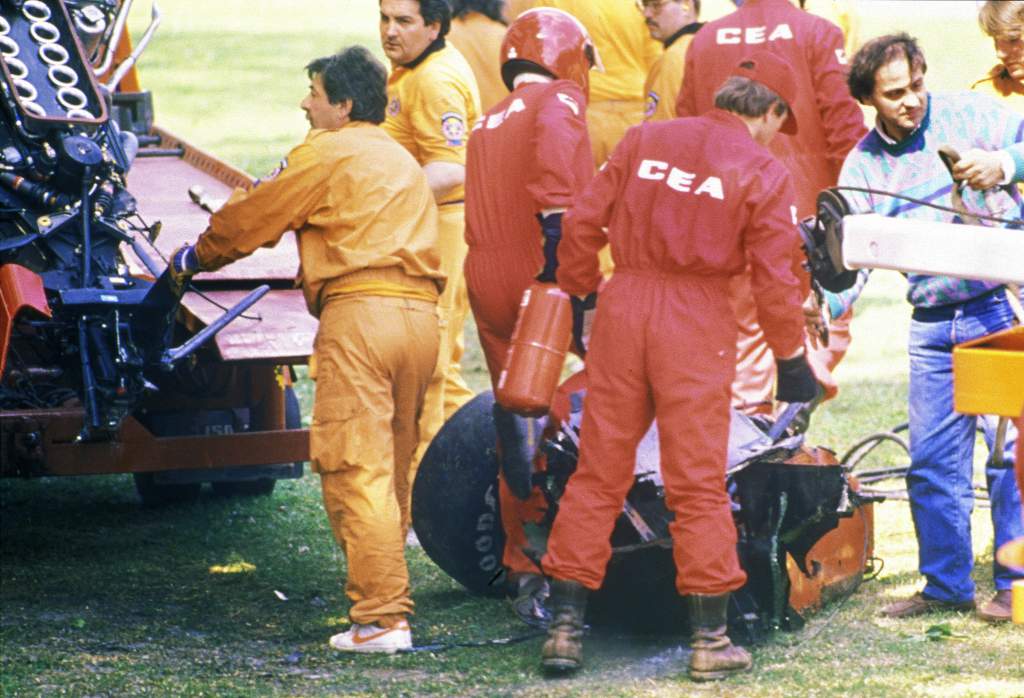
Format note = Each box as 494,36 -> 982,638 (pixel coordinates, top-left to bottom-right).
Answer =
908,289 -> 1023,603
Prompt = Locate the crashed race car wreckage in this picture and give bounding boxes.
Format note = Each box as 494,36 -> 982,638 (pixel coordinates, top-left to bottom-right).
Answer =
412,190 -> 878,638
0,0 -> 312,504
413,383 -> 877,638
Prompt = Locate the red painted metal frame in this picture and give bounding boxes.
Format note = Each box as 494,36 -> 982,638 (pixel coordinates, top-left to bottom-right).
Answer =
0,408 -> 309,477
0,264 -> 52,376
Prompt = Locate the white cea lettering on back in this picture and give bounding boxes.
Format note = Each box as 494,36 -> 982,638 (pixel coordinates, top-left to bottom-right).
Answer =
474,98 -> 527,131
556,92 -> 580,116
716,23 -> 794,45
637,160 -> 725,200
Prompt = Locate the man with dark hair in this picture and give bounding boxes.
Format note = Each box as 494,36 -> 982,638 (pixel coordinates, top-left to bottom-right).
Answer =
837,33 -> 1024,624
677,0 -> 866,420
169,46 -> 444,652
380,0 -> 482,462
539,50 -> 816,680
640,0 -> 702,122
448,0 -> 509,112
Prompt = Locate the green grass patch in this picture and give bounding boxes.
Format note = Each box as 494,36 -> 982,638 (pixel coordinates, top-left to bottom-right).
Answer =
3,3 -> 1023,696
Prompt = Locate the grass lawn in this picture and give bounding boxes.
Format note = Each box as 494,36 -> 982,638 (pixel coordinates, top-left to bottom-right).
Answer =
2,1 -> 1023,696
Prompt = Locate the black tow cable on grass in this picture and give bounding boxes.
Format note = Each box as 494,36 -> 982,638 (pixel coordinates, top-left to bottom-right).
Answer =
400,629 -> 546,654
833,186 -> 1024,227
844,422 -> 993,506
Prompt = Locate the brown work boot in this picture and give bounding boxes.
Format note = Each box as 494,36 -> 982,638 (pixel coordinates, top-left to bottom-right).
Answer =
686,594 -> 752,682
976,590 -> 1013,623
541,579 -> 587,675
880,592 -> 975,619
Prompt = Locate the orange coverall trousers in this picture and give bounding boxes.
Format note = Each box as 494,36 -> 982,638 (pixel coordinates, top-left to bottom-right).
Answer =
465,241 -> 551,575
543,273 -> 748,595
312,294 -> 439,628
729,270 -> 848,414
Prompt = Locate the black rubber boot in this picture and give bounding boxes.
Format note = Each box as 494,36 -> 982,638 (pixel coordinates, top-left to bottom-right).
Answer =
492,403 -> 541,500
686,594 -> 752,681
541,579 -> 587,675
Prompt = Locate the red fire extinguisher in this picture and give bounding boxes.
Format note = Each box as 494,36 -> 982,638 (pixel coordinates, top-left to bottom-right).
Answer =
495,282 -> 573,417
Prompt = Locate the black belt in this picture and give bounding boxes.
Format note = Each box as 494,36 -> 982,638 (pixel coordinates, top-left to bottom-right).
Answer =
911,286 -> 1003,322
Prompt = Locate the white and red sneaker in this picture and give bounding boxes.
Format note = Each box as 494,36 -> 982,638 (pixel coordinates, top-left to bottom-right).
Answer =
329,620 -> 412,654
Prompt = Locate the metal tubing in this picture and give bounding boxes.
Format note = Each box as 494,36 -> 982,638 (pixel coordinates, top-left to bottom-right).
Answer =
106,1 -> 161,91
81,169 -> 93,287
161,285 -> 270,368
77,319 -> 100,431
93,0 -> 134,76
843,213 -> 1024,285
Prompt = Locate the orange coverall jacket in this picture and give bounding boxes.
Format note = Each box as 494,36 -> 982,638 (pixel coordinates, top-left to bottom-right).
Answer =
542,111 -> 806,595
194,122 -> 443,628
448,11 -> 509,114
195,123 -> 444,312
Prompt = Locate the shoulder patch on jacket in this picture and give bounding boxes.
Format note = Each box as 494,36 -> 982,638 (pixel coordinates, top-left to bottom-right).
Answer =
441,111 -> 466,146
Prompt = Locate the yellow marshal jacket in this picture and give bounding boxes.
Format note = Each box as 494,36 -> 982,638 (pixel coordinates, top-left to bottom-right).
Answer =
644,24 -> 701,122
383,44 -> 481,206
194,123 -> 445,317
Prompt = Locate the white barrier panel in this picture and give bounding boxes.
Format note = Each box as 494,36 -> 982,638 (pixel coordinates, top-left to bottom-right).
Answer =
843,214 -> 1024,285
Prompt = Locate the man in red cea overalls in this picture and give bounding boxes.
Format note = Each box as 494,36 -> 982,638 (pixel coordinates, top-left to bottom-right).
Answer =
463,8 -> 596,622
677,0 -> 866,416
540,51 -> 817,681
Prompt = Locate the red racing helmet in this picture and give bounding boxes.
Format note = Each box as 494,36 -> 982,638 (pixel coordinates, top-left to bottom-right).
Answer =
500,8 -> 603,97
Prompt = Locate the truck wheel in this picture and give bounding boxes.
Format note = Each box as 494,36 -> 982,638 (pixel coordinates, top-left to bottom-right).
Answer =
412,391 -> 506,597
133,473 -> 201,507
209,386 -> 302,498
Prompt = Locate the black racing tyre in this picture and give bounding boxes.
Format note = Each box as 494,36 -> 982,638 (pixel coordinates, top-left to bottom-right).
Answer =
209,386 -> 302,498
133,473 -> 201,508
412,391 -> 506,597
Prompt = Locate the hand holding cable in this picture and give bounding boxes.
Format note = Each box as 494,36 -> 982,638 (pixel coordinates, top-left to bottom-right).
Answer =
952,148 -> 1011,191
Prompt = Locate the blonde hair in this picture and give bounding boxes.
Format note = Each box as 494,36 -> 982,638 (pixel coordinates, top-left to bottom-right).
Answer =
979,0 -> 1024,41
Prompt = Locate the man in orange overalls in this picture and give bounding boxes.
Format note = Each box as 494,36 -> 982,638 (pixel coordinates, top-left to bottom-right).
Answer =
381,0 -> 481,460
448,0 -> 509,113
539,52 -> 816,680
170,47 -> 443,654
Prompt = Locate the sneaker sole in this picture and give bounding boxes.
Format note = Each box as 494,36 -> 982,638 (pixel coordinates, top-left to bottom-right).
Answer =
330,643 -> 409,654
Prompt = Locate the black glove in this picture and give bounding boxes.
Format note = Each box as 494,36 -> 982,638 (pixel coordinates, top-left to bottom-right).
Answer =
775,353 -> 818,403
571,292 -> 597,356
535,211 -> 563,283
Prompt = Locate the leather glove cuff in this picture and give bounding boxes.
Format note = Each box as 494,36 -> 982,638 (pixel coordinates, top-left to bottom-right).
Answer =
775,354 -> 818,403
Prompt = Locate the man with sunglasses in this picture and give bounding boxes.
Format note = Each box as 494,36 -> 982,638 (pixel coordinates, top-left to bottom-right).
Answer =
638,0 -> 703,122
